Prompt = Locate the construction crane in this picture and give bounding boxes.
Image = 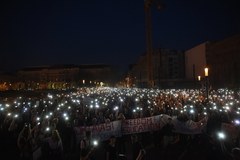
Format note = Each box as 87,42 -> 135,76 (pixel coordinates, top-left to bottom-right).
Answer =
144,0 -> 163,88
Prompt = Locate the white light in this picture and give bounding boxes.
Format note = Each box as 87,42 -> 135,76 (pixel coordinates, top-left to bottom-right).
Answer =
190,109 -> 194,114
235,120 -> 240,125
217,132 -> 226,140
95,104 -> 99,108
93,140 -> 98,146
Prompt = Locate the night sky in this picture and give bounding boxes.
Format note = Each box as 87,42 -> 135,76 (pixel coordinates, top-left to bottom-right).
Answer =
0,0 -> 239,72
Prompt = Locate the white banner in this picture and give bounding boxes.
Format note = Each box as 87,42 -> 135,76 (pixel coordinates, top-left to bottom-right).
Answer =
74,114 -> 208,141
74,121 -> 122,141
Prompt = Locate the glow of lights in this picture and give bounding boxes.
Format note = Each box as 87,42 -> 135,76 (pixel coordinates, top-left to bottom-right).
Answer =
46,127 -> 50,132
204,67 -> 209,77
190,109 -> 194,114
217,132 -> 226,140
234,120 -> 240,125
198,76 -> 201,81
93,140 -> 98,146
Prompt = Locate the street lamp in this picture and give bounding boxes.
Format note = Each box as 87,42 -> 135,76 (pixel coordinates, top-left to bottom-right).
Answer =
204,67 -> 209,102
198,76 -> 201,81
204,68 -> 209,77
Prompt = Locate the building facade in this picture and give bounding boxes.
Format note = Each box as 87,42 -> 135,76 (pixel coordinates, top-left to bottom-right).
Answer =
0,64 -> 120,90
206,34 -> 240,88
130,48 -> 185,88
184,34 -> 240,89
185,42 -> 208,88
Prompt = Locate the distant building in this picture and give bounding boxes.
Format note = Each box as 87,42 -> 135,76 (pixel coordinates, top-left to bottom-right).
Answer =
0,64 -> 120,90
185,42 -> 208,87
130,48 -> 185,88
184,34 -> 240,89
18,64 -> 79,82
206,34 -> 240,88
0,72 -> 18,91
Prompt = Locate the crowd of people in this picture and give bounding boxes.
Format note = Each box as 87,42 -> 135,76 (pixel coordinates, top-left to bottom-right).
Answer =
0,87 -> 240,160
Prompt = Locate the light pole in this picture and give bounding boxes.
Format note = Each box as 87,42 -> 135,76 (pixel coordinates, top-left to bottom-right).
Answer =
204,67 -> 209,102
197,75 -> 201,93
144,0 -> 164,88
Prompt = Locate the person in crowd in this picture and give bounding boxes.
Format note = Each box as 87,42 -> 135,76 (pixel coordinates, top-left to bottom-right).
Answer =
231,147 -> 240,160
17,123 -> 33,160
80,147 -> 96,160
106,135 -> 118,160
131,134 -> 146,160
161,117 -> 175,149
44,129 -> 64,160
79,131 -> 96,160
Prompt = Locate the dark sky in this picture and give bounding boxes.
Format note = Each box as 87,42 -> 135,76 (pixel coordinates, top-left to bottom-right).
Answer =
0,0 -> 239,72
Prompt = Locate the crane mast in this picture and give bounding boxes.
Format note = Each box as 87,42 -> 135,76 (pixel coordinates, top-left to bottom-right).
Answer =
144,0 -> 154,88
144,0 -> 163,88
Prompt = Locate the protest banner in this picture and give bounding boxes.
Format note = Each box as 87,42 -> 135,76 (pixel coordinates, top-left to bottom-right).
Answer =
74,120 -> 122,141
122,115 -> 163,134
74,114 -> 209,141
172,117 -> 206,134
